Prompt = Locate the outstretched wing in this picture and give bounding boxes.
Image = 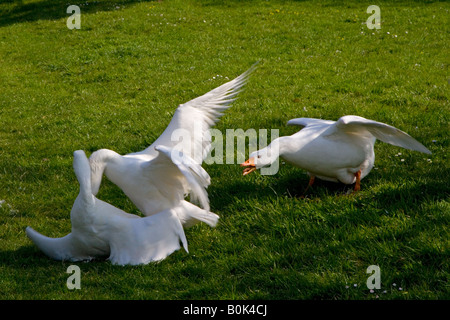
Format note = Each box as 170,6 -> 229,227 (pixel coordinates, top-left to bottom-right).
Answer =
335,115 -> 431,154
108,209 -> 188,266
140,145 -> 211,212
133,64 -> 257,163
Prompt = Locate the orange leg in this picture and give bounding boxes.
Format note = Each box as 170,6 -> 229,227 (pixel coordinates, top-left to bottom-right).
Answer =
353,170 -> 361,192
303,175 -> 315,194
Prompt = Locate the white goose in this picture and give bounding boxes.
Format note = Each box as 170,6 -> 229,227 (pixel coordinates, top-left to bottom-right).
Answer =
89,65 -> 256,226
26,150 -> 188,266
241,115 -> 431,192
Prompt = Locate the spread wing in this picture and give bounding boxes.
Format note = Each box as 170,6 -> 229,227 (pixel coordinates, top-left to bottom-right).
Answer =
141,145 -> 211,212
335,115 -> 431,154
133,64 -> 257,164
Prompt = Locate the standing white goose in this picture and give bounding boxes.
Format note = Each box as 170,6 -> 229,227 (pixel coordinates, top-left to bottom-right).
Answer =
89,65 -> 256,226
26,150 -> 189,266
241,115 -> 431,191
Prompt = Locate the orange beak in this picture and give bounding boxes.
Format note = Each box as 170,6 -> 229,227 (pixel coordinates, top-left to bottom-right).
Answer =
241,157 -> 257,176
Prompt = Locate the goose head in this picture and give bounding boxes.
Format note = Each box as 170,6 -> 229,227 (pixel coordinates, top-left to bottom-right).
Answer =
241,143 -> 280,176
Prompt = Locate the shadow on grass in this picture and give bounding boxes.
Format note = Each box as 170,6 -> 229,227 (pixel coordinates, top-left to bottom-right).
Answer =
209,168 -> 352,206
210,163 -> 449,212
0,244 -> 53,267
0,244 -> 109,267
0,0 -> 154,28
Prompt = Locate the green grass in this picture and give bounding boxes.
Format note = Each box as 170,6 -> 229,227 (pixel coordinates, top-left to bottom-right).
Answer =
0,0 -> 448,300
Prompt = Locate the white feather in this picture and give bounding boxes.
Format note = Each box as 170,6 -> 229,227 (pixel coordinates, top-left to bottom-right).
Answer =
134,63 -> 257,163
89,66 -> 256,223
247,115 -> 431,186
26,150 -> 189,266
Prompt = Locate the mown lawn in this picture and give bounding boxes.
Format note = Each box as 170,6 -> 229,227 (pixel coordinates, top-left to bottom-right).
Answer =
0,0 -> 448,300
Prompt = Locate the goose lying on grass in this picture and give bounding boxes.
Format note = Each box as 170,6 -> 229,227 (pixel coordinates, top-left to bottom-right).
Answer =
89,65 -> 256,226
26,150 -> 189,266
241,115 -> 431,192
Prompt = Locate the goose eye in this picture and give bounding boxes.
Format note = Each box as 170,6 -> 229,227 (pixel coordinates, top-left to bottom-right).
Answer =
257,155 -> 261,159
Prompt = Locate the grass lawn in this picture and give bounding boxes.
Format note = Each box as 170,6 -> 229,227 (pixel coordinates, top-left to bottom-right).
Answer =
0,0 -> 448,300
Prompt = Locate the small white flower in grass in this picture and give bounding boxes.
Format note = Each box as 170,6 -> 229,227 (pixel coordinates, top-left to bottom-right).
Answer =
370,289 -> 374,293
393,283 -> 397,287
345,285 -> 349,289
354,284 -> 358,288
401,159 -> 405,162
432,140 -> 437,143
405,31 -> 408,34
387,32 -> 390,34
0,200 -> 5,208
399,287 -> 403,291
